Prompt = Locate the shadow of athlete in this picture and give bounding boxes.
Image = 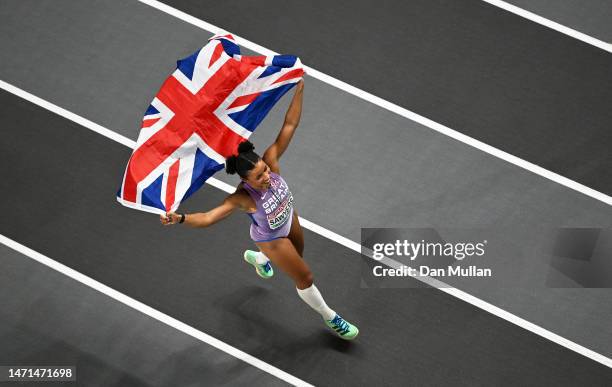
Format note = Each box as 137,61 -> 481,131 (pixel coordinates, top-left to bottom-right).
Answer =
160,79 -> 358,340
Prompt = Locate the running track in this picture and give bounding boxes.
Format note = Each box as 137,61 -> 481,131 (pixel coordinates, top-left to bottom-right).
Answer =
1,1 -> 611,385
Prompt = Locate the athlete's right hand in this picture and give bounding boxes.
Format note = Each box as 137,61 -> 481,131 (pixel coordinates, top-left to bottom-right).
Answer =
160,212 -> 180,226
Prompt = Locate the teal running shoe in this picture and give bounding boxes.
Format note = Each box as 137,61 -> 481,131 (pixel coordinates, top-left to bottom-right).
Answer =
244,250 -> 274,279
325,314 -> 359,340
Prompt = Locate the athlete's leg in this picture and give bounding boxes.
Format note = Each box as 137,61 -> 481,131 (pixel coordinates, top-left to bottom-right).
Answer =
256,238 -> 337,321
286,209 -> 304,257
256,237 -> 311,289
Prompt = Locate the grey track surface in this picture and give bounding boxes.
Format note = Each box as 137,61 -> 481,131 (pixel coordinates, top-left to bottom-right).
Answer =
504,0 -> 612,42
160,0 -> 612,195
1,0 -> 612,385
0,245 -> 287,387
2,90 -> 612,385
2,0 -> 612,361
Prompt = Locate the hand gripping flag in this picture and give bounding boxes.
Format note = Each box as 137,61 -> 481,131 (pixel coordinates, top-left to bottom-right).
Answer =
116,33 -> 304,214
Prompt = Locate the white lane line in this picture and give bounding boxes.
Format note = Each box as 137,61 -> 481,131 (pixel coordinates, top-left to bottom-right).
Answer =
137,0 -> 612,207
0,233 -> 313,386
0,81 -> 135,149
2,79 -> 611,370
481,0 -> 612,53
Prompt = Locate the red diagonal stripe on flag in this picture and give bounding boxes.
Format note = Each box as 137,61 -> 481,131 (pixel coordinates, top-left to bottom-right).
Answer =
273,68 -> 305,84
142,118 -> 160,128
209,43 -> 225,68
228,92 -> 260,109
165,159 -> 180,211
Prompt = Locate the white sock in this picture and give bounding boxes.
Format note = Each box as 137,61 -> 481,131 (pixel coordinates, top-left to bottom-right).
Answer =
296,283 -> 336,320
254,251 -> 269,265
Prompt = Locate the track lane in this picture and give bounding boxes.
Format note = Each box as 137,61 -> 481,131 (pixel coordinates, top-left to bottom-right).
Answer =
157,0 -> 612,195
2,89 -> 611,385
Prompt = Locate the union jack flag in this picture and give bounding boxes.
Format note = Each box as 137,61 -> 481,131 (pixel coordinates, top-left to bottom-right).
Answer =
116,33 -> 304,214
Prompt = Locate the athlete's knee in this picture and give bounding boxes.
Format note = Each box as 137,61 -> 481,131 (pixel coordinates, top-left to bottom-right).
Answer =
297,270 -> 313,288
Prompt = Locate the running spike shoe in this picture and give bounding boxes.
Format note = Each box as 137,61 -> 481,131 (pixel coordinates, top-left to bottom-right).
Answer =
244,250 -> 274,279
325,314 -> 359,340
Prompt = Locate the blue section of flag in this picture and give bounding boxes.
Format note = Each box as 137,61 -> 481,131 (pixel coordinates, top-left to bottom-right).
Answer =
181,149 -> 224,203
220,38 -> 240,57
145,104 -> 160,116
272,55 -> 297,68
228,82 -> 296,131
176,48 -> 201,80
258,66 -> 282,79
141,174 -> 165,210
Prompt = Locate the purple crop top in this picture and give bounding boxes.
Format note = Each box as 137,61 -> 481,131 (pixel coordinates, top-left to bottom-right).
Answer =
241,171 -> 295,242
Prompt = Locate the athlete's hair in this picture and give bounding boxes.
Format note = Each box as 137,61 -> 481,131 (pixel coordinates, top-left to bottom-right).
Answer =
225,140 -> 261,178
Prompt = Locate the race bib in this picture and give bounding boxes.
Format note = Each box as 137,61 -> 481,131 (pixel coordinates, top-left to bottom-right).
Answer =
266,193 -> 294,230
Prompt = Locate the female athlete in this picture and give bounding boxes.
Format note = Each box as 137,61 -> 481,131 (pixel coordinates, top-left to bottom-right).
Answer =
159,79 -> 358,340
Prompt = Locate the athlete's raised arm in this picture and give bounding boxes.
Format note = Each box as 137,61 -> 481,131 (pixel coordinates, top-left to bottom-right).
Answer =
160,191 -> 248,228
263,79 -> 304,171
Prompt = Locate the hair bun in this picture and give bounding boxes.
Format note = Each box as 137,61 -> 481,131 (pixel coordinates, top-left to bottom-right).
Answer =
237,140 -> 255,154
225,155 -> 238,175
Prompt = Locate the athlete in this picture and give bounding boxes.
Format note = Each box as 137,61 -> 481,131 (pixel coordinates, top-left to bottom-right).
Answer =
159,79 -> 359,340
